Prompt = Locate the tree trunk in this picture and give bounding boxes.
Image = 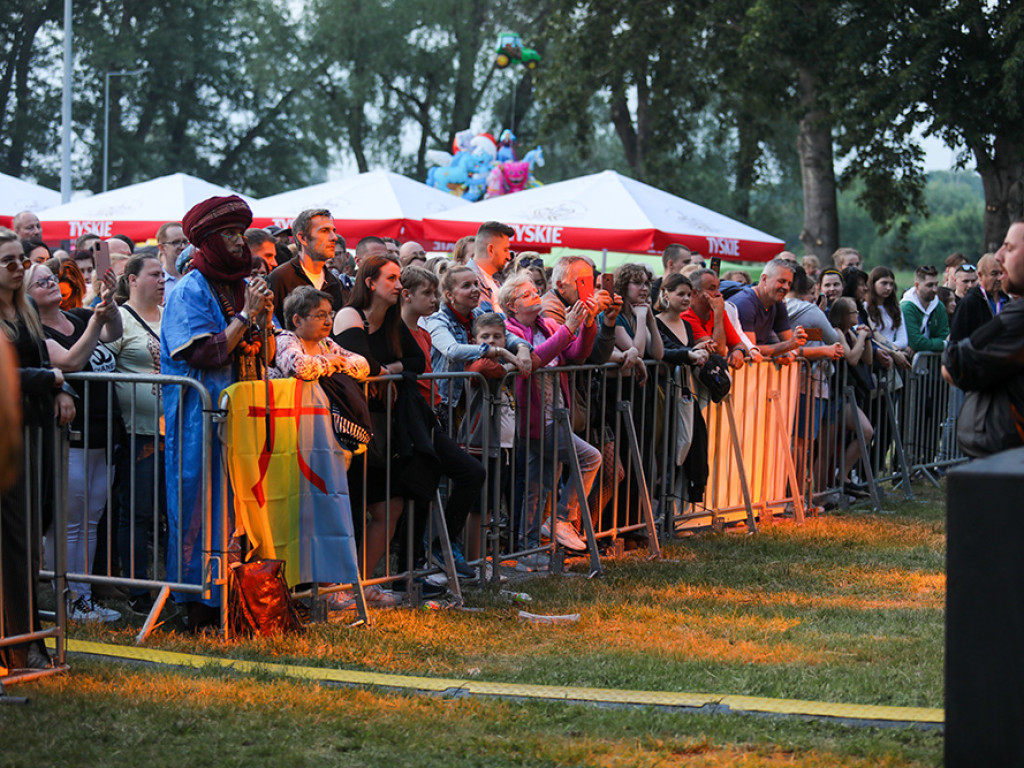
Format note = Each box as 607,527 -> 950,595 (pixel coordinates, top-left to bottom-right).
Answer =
449,0 -> 487,145
1,10 -> 48,176
733,116 -> 758,221
795,66 -> 838,262
974,136 -> 1024,252
610,91 -> 638,172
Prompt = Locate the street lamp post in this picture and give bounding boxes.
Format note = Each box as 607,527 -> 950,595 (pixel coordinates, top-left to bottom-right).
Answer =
103,67 -> 145,192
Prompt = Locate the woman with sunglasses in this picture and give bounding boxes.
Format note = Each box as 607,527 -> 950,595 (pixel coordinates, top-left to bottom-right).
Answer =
26,261 -> 123,623
513,252 -> 549,296
0,228 -> 75,669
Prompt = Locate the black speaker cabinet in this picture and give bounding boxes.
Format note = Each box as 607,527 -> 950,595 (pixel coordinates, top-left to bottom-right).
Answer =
946,447 -> 1024,767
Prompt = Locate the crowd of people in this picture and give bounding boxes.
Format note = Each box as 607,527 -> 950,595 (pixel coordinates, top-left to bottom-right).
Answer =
2,199 -> 1023,663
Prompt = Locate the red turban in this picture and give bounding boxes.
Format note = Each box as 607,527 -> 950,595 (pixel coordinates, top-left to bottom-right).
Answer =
181,195 -> 253,302
182,195 -> 252,247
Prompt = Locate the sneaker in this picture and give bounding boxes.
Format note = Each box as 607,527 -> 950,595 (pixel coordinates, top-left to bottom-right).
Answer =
424,571 -> 448,587
326,590 -> 356,611
69,596 -> 121,623
553,520 -> 588,552
128,593 -> 155,616
364,584 -> 402,607
430,541 -> 475,579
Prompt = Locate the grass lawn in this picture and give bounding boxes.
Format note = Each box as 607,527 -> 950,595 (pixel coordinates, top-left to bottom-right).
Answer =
1,481 -> 947,767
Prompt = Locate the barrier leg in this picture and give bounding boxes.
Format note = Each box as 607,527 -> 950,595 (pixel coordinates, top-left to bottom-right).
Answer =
768,391 -> 805,524
882,386 -> 915,500
135,585 -> 172,644
614,402 -> 662,560
723,395 -> 758,533
554,409 -> 603,578
350,578 -> 368,627
432,490 -> 464,604
844,386 -> 883,511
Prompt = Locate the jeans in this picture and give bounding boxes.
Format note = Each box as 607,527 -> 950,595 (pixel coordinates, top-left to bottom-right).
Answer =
522,420 -> 601,547
66,447 -> 108,601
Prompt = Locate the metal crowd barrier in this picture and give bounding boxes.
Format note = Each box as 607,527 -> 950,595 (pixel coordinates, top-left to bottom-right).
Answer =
1,422 -> 69,688
57,372 -> 220,641
8,347 -> 970,646
902,351 -> 967,480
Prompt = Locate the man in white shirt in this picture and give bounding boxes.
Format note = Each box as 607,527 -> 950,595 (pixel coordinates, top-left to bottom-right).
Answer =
469,220 -> 514,312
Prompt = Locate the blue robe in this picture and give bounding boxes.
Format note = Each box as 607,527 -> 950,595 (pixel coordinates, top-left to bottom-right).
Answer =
160,270 -> 236,605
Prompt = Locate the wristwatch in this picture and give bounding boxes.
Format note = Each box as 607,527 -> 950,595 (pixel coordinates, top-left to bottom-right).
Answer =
237,311 -> 250,325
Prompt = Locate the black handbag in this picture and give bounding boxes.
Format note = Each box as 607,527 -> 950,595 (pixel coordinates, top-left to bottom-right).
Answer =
697,353 -> 732,403
318,372 -> 374,452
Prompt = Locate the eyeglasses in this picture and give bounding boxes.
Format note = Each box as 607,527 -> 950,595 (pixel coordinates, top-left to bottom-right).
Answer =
518,257 -> 545,269
1,257 -> 29,273
160,238 -> 189,248
31,275 -> 58,289
306,311 -> 335,322
219,228 -> 245,241
958,264 -> 977,272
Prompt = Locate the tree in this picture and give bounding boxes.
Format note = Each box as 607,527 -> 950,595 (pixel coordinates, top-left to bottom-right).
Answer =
312,0 -> 535,178
62,0 -> 320,197
537,0 -> 714,185
0,1 -> 62,178
901,0 -> 1024,251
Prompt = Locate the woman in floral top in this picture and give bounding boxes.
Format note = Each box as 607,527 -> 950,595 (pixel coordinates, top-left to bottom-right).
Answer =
271,286 -> 369,381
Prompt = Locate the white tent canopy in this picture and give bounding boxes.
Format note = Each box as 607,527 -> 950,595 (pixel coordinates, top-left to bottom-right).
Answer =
0,173 -> 60,217
250,170 -> 468,242
36,172 -> 253,242
422,170 -> 786,262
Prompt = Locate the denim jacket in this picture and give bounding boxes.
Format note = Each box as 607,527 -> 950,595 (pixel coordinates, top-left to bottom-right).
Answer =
423,305 -> 531,405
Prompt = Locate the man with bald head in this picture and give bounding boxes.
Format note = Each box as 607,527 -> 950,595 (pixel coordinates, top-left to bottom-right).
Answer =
12,210 -> 41,241
399,240 -> 427,267
949,253 -> 1011,342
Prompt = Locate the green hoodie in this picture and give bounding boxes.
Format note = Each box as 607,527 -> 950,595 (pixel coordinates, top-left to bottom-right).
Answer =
900,291 -> 948,352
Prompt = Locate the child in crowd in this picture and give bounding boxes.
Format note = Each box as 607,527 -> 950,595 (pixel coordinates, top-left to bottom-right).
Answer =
829,296 -> 875,492
399,266 -> 441,409
399,265 -> 486,579
459,313 -> 520,562
270,286 -> 369,381
499,272 -> 601,554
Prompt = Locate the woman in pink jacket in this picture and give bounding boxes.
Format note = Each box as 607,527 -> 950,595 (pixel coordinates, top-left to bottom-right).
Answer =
498,273 -> 601,554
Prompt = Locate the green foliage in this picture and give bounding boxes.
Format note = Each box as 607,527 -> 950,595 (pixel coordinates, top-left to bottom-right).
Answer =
839,171 -> 986,269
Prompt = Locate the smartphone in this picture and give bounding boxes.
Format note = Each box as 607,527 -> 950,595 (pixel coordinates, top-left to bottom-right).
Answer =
575,273 -> 594,303
93,241 -> 111,283
804,327 -> 823,342
599,273 -> 615,295
709,256 -> 721,275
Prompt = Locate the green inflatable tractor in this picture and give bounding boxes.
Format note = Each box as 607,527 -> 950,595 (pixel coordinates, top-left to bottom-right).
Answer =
495,32 -> 540,70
